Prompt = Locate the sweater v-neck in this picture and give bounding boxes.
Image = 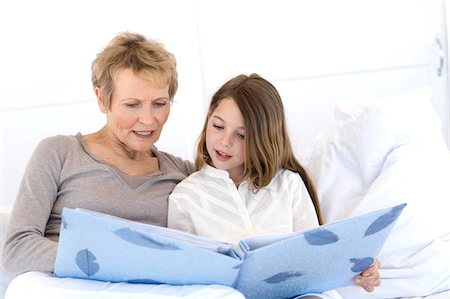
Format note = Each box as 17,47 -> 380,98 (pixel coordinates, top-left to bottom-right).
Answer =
75,133 -> 162,189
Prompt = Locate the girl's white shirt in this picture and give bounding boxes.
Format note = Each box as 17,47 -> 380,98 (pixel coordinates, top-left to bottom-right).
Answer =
168,164 -> 319,246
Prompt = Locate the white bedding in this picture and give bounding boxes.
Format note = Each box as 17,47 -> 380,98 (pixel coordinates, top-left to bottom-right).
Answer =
304,87 -> 450,298
5,271 -> 245,299
2,87 -> 449,299
5,272 -> 449,299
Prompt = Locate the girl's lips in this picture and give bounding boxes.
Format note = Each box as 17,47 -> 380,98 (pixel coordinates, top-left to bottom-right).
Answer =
215,149 -> 231,161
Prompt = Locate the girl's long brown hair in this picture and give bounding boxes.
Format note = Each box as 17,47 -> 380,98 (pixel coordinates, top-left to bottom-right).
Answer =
196,73 -> 323,224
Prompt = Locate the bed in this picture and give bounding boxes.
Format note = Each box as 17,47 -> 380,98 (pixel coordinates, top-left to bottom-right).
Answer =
1,87 -> 449,299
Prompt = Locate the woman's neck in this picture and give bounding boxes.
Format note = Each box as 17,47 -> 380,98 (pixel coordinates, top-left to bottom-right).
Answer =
95,127 -> 154,159
83,127 -> 159,176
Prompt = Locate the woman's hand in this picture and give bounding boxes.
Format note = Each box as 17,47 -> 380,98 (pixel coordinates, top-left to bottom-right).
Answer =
353,259 -> 381,292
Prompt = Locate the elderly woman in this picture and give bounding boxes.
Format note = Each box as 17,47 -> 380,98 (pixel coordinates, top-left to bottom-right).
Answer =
2,32 -> 194,275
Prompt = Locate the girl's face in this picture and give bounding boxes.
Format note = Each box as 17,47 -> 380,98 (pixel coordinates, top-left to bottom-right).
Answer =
206,97 -> 245,184
97,68 -> 171,153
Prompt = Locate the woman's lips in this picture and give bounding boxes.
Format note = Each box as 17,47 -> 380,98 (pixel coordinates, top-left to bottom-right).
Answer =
133,130 -> 153,138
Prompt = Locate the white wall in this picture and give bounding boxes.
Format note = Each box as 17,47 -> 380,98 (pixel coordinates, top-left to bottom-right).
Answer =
0,0 -> 205,211
0,0 -> 446,212
194,0 -> 434,156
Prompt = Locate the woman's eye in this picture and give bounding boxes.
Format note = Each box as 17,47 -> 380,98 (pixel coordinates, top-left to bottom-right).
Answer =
213,124 -> 223,130
237,133 -> 245,140
153,100 -> 169,107
125,103 -> 139,108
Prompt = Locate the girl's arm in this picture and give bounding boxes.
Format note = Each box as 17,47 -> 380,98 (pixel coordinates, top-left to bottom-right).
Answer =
167,189 -> 196,234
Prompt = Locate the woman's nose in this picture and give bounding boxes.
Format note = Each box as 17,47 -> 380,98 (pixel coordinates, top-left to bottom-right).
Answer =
139,106 -> 156,125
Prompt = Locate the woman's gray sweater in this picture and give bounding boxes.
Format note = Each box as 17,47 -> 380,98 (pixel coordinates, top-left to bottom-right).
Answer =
2,134 -> 194,275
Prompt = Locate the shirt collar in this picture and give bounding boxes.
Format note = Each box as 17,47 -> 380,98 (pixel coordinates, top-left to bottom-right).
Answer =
201,163 -> 231,179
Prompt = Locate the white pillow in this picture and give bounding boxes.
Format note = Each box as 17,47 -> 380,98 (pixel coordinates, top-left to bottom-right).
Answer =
304,87 -> 450,298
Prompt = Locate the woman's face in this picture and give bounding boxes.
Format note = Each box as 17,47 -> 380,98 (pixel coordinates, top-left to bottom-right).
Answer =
206,97 -> 246,183
97,68 -> 171,153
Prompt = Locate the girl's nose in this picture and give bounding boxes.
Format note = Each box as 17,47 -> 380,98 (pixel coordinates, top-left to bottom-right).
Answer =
220,134 -> 233,147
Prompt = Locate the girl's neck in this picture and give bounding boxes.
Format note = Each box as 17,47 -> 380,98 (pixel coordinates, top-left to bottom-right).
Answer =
229,172 -> 244,188
207,162 -> 244,187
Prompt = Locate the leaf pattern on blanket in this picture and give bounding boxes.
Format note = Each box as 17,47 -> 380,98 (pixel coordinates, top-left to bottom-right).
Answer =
114,228 -> 181,250
304,228 -> 339,245
364,203 -> 406,237
76,248 -> 100,277
350,257 -> 375,273
263,271 -> 304,284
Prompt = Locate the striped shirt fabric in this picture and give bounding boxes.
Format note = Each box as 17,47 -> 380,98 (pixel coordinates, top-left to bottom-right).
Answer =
168,164 -> 319,246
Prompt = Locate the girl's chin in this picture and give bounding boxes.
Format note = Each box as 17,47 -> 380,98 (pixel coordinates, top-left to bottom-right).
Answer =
211,160 -> 230,171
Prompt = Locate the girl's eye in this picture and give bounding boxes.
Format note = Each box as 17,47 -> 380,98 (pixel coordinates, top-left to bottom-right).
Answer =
237,133 -> 245,140
213,124 -> 224,130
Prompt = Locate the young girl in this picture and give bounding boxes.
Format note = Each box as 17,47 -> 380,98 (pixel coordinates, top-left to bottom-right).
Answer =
167,73 -> 380,295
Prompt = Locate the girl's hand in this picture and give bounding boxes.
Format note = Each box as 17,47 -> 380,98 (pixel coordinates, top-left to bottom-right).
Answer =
353,259 -> 381,292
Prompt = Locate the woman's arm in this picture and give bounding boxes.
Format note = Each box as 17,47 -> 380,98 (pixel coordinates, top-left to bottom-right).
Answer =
2,138 -> 62,275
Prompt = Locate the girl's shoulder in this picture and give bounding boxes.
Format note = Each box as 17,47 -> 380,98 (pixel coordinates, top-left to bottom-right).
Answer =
272,168 -> 310,190
277,168 -> 302,180
263,168 -> 304,189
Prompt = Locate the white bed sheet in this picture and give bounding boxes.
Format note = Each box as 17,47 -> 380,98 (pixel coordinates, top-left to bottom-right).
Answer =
406,291 -> 450,299
5,271 -> 245,299
5,271 -> 449,299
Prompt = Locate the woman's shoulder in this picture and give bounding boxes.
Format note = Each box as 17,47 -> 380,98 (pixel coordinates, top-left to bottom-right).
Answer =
154,148 -> 195,176
37,133 -> 81,151
26,134 -> 84,169
40,133 -> 78,143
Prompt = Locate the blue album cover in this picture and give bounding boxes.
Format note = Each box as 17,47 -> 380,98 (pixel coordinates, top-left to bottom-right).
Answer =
55,203 -> 406,299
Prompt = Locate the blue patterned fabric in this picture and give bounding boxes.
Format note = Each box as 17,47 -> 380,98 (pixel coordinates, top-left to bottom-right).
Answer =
55,204 -> 406,299
236,204 -> 406,299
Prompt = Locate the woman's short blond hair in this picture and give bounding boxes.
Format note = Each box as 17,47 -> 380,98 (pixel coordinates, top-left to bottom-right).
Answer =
91,32 -> 178,110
